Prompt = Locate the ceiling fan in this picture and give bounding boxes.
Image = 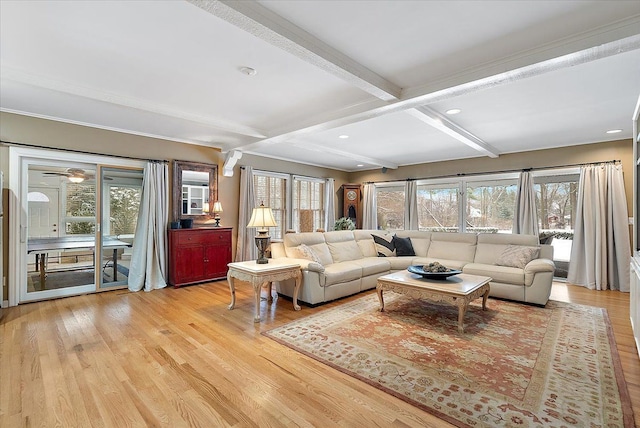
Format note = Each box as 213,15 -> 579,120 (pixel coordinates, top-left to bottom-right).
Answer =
43,168 -> 112,183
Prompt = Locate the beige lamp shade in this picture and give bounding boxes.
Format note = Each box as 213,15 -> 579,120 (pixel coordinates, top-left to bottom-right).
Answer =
203,202 -> 210,213
247,203 -> 277,231
213,201 -> 223,213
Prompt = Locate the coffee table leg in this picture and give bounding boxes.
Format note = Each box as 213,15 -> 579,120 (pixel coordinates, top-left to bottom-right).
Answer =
227,273 -> 236,310
253,281 -> 266,322
458,302 -> 469,333
292,270 -> 302,311
377,287 -> 385,311
482,287 -> 489,310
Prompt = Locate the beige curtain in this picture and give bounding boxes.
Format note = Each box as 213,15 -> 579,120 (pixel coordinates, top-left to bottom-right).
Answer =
567,164 -> 631,291
404,180 -> 419,230
128,161 -> 168,292
235,166 -> 257,262
362,183 -> 377,230
324,178 -> 335,231
513,171 -> 539,236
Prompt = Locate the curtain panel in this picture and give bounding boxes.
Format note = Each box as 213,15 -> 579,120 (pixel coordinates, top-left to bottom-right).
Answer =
567,164 -> 631,291
362,183 -> 377,230
236,166 -> 257,262
324,178 -> 335,231
404,180 -> 419,230
513,171 -> 539,236
128,161 -> 169,292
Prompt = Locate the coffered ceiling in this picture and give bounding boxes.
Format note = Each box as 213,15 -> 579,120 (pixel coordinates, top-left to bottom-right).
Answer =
1,1 -> 639,172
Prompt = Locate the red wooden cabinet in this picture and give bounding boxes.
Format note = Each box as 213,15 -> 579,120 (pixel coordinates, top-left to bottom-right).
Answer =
168,227 -> 232,287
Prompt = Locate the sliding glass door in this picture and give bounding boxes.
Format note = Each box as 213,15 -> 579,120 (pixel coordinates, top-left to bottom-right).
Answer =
11,147 -> 146,304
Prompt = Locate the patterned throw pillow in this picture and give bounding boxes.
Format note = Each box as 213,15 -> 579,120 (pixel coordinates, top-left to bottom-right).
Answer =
288,244 -> 323,264
372,234 -> 395,257
392,235 -> 415,256
495,245 -> 539,269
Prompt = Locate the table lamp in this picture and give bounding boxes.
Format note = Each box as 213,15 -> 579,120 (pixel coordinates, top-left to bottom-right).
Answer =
212,201 -> 223,227
247,202 -> 277,264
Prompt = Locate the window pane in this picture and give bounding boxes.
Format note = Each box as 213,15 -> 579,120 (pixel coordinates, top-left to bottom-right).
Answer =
65,182 -> 96,235
534,177 -> 578,279
465,181 -> 517,233
109,186 -> 141,235
417,185 -> 458,231
254,174 -> 286,239
377,186 -> 404,230
293,178 -> 324,232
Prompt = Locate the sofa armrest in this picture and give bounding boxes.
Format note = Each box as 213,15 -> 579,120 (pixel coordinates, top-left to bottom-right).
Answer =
277,257 -> 325,273
524,258 -> 555,285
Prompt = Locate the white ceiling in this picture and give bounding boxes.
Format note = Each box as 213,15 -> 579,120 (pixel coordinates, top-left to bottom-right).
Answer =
1,1 -> 639,172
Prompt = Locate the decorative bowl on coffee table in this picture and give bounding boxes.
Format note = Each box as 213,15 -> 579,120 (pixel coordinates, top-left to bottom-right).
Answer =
407,265 -> 462,280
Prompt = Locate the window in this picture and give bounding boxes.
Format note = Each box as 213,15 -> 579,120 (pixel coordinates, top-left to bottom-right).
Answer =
292,176 -> 325,233
64,181 -> 96,234
108,185 -> 142,236
534,171 -> 579,279
254,172 -> 288,240
376,184 -> 405,230
417,183 -> 459,231
465,179 -> 517,233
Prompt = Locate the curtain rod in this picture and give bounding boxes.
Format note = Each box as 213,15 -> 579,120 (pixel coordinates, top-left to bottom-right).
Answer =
0,140 -> 168,163
364,159 -> 620,184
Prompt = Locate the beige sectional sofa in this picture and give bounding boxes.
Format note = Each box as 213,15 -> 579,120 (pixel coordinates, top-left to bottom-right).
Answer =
271,230 -> 555,306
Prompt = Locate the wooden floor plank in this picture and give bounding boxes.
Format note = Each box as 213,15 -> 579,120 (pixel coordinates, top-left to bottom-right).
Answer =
0,280 -> 638,427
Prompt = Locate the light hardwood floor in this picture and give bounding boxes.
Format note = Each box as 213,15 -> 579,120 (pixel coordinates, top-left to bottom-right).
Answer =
1,281 -> 638,427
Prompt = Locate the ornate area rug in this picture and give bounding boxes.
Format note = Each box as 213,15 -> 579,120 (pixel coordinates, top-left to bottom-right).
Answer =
264,294 -> 634,427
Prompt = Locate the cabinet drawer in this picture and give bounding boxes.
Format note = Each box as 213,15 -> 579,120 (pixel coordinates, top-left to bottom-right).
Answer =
176,229 -> 231,245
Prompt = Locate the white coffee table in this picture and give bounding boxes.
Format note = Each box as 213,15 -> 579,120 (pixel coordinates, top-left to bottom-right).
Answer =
376,271 -> 491,333
227,259 -> 302,322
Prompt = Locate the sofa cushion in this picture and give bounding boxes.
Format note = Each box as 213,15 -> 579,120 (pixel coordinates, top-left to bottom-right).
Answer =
309,243 -> 333,265
393,235 -> 415,256
357,239 -> 377,257
495,245 -> 540,269
387,257 -> 415,270
285,244 -> 322,264
429,232 -> 477,263
327,240 -> 363,263
351,257 -> 391,276
372,234 -> 395,257
322,262 -> 362,286
475,233 -> 539,265
463,263 -> 525,285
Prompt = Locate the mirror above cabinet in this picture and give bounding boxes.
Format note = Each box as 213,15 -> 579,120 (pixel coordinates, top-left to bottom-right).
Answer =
172,160 -> 218,225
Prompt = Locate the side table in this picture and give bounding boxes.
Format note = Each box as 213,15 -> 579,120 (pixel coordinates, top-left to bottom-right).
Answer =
227,259 -> 302,322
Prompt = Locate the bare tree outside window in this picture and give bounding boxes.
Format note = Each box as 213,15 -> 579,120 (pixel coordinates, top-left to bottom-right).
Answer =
376,186 -> 404,230
417,186 -> 458,231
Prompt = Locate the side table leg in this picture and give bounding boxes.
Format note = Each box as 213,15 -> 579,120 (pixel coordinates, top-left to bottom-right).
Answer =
227,274 -> 236,310
377,286 -> 385,311
267,281 -> 274,303
253,281 -> 264,322
292,270 -> 302,311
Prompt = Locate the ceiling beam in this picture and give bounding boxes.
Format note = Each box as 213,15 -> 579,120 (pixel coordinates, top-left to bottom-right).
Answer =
187,0 -> 402,101
406,107 -> 500,158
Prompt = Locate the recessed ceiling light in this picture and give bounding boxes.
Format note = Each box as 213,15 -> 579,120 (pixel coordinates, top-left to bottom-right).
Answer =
445,108 -> 461,115
357,164 -> 364,167
239,66 -> 257,76
606,129 -> 623,134
338,135 -> 349,139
